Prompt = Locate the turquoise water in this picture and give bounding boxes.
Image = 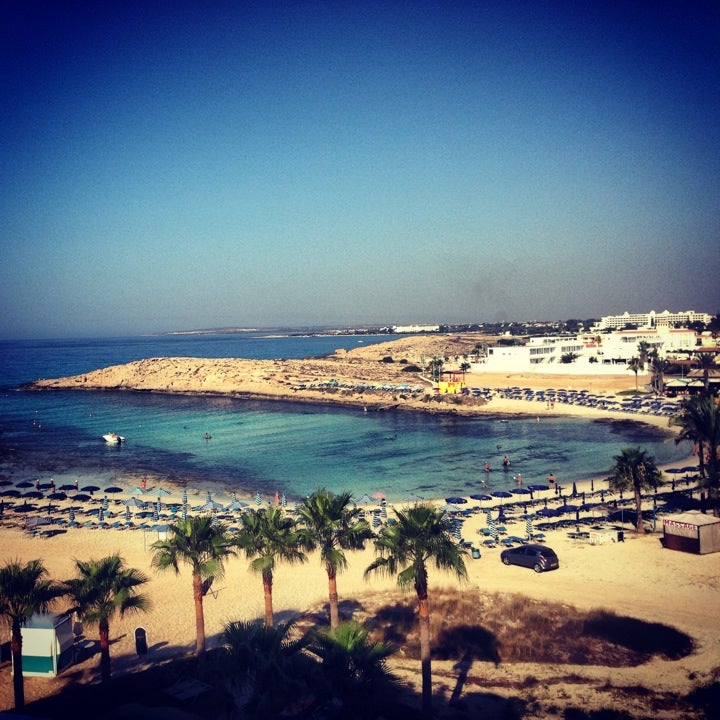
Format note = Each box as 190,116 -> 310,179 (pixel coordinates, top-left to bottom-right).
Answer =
0,334 -> 690,502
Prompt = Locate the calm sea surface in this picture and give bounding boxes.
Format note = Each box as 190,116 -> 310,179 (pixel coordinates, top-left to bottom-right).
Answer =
0,333 -> 689,502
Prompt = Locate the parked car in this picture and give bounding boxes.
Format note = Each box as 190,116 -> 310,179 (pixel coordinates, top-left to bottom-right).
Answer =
500,544 -> 559,573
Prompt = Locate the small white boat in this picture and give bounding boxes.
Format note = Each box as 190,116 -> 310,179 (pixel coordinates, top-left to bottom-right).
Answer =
103,433 -> 125,444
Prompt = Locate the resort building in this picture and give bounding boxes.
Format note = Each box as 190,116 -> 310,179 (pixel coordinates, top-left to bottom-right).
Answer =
473,327 -> 698,375
594,309 -> 712,331
392,324 -> 440,334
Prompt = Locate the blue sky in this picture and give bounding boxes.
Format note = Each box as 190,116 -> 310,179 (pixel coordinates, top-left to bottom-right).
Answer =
1,1 -> 719,339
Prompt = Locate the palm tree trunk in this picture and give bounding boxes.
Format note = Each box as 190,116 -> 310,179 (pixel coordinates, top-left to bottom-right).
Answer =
193,572 -> 206,655
634,488 -> 643,534
262,570 -> 274,628
417,592 -> 433,718
327,564 -> 340,629
11,622 -> 25,709
99,619 -> 111,683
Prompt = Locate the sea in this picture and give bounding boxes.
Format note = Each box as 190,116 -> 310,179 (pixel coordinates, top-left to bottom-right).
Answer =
0,333 -> 691,503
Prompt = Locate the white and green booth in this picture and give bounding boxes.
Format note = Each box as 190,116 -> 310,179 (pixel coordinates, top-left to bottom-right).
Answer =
13,612 -> 74,677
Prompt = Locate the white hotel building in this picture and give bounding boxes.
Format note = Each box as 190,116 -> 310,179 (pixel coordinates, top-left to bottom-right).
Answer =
594,309 -> 711,330
474,326 -> 698,376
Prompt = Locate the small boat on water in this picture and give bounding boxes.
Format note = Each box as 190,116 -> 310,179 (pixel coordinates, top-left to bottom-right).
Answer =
103,433 -> 125,444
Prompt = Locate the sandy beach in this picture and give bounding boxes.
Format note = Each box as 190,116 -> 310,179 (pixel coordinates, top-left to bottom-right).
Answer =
4,334 -> 718,716
1,480 -> 718,717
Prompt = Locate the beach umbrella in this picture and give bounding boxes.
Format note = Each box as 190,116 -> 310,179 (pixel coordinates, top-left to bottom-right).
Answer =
281,493 -> 287,508
23,490 -> 44,499
489,518 -> 498,544
59,484 -> 76,492
525,515 -> 533,540
402,492 -> 424,504
104,486 -> 123,493
16,481 -> 33,488
182,487 -> 188,505
73,493 -> 91,502
156,487 -> 172,496
441,503 -> 463,514
470,493 -> 492,501
372,491 -> 387,500
255,491 -> 262,505
0,489 -> 21,498
445,496 -> 467,504
510,488 -> 530,495
13,503 -> 37,513
102,496 -> 109,511
123,497 -> 146,508
227,498 -> 248,512
527,484 -> 549,491
0,479 -> 12,487
48,492 -> 67,501
125,504 -> 131,523
491,491 -> 513,499
81,485 -> 100,493
355,493 -> 375,505
201,499 -> 224,512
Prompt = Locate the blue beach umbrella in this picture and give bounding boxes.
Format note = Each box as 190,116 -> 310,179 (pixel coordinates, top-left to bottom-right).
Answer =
182,487 -> 188,504
525,515 -> 533,540
281,493 -> 287,508
470,494 -> 492,502
355,493 -> 375,505
102,496 -> 109,511
182,502 -> 188,521
98,507 -> 104,523
255,490 -> 262,506
125,504 -> 131,523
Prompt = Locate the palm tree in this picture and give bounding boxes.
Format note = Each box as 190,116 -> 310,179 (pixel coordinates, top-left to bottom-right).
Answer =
234,506 -> 307,628
648,351 -> 670,395
308,621 -> 400,719
296,488 -> 372,629
222,618 -> 310,717
606,448 -> 663,533
693,352 -> 718,391
671,394 -> 720,498
627,357 -> 643,391
364,504 -> 468,718
64,555 -> 149,683
0,559 -> 63,709
151,515 -> 234,655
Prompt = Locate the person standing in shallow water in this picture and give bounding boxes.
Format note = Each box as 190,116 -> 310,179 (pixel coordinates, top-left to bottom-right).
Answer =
502,456 -> 510,468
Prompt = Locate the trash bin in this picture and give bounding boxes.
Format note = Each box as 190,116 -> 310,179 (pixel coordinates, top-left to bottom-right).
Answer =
135,627 -> 148,656
617,530 -> 624,543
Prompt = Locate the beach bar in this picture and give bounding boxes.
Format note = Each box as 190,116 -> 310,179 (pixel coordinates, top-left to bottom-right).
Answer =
14,612 -> 74,677
662,511 -> 720,555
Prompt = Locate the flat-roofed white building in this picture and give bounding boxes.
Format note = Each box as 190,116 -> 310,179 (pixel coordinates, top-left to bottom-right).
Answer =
596,309 -> 711,330
473,327 -> 698,375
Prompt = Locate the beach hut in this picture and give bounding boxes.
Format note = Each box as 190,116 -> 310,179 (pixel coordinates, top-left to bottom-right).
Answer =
662,511 -> 720,555
14,612 -> 74,677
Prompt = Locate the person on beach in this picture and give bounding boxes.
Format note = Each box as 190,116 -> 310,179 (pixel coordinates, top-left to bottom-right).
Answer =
141,477 -> 147,491
517,473 -> 522,486
502,455 -> 510,468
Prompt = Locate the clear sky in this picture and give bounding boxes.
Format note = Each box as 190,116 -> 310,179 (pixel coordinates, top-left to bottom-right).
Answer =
1,1 -> 719,339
